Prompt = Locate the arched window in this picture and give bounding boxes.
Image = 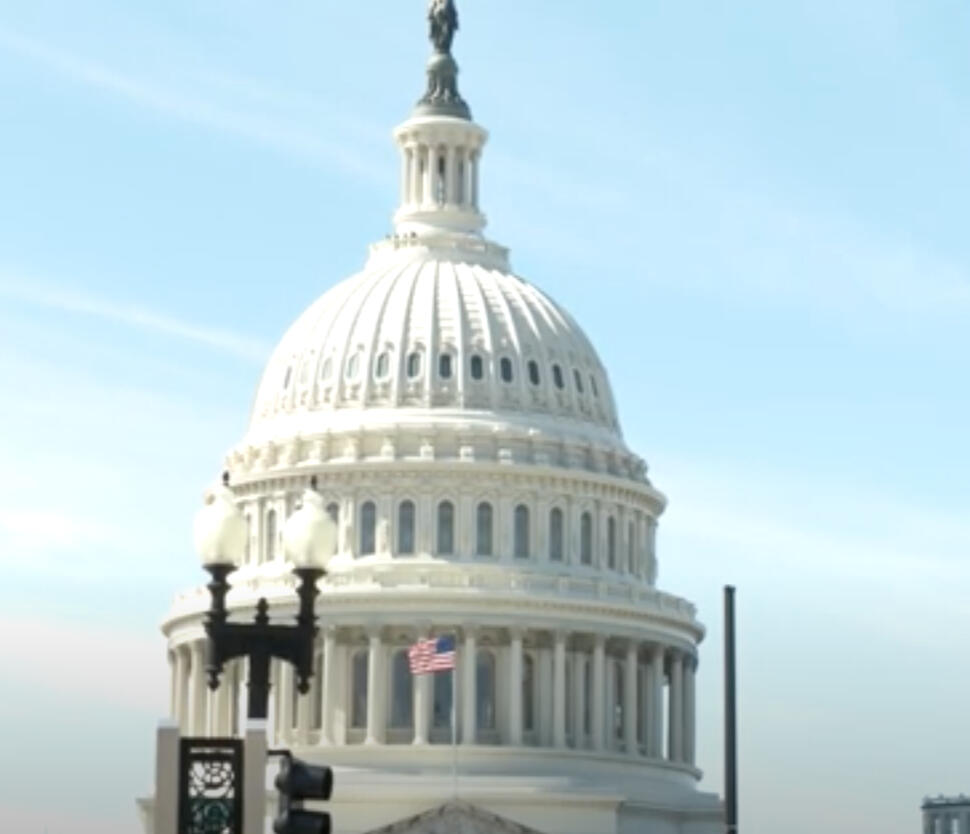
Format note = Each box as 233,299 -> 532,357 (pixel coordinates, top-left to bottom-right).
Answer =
522,654 -> 535,733
514,504 -> 530,559
326,503 -> 339,555
438,353 -> 453,379
549,508 -> 564,562
476,502 -> 493,556
528,360 -> 540,386
437,500 -> 455,555
500,357 -> 514,383
407,352 -> 422,379
375,351 -> 390,379
389,650 -> 413,729
580,512 -> 593,565
360,501 -> 376,556
574,369 -> 584,393
351,649 -> 368,728
627,521 -> 635,573
265,509 -> 277,562
590,375 -> 599,398
397,500 -> 415,555
470,354 -> 484,380
607,517 -> 617,569
552,364 -> 564,390
476,650 -> 496,731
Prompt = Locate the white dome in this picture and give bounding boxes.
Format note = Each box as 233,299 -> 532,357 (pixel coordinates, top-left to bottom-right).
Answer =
247,240 -> 621,448
154,15 -> 719,834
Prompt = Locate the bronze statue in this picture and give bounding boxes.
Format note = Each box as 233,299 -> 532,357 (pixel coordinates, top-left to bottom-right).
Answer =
428,0 -> 459,54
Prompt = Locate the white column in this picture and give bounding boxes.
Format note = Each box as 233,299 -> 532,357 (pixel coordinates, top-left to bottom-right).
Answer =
538,648 -> 553,746
669,651 -> 684,762
319,628 -> 336,745
296,682 -> 311,746
462,627 -> 477,745
365,627 -> 384,745
553,631 -> 567,748
623,641 -> 638,755
278,662 -> 295,744
173,646 -> 188,730
472,151 -> 480,208
168,651 -> 176,718
424,146 -> 435,205
508,628 -> 523,745
400,147 -> 410,205
445,145 -> 457,206
639,662 -> 649,754
188,641 -> 207,736
591,635 -> 606,751
571,650 -> 586,748
684,655 -> 696,765
649,645 -> 664,758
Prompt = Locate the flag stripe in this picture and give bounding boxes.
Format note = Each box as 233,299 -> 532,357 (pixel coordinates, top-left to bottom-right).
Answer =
408,636 -> 456,674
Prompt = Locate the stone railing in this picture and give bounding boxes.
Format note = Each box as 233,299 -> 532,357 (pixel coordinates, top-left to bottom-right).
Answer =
170,562 -> 698,627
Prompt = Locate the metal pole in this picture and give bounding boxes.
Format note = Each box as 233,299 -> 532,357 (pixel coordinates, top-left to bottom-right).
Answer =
724,585 -> 738,834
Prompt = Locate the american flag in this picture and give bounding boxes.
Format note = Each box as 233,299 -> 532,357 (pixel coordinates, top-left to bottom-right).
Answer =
408,635 -> 456,674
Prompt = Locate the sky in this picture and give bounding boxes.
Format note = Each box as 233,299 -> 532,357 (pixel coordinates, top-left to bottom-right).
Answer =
0,1 -> 968,832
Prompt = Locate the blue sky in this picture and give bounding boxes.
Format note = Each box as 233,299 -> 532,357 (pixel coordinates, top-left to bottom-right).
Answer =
0,2 -> 968,832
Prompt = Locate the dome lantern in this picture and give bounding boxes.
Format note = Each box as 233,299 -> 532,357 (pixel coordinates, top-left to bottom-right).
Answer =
393,0 -> 487,238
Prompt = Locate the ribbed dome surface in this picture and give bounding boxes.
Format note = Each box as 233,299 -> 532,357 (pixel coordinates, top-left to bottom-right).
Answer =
247,243 -> 621,445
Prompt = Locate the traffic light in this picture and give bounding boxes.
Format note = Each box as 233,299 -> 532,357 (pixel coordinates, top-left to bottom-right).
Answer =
273,752 -> 333,834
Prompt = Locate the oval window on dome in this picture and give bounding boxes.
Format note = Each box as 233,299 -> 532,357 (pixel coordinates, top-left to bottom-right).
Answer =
573,369 -> 584,394
528,360 -> 540,386
346,352 -> 361,379
439,353 -> 453,379
375,351 -> 390,379
470,354 -> 484,380
500,357 -> 514,383
407,351 -> 422,379
552,364 -> 564,390
283,366 -> 293,389
590,374 -> 599,398
321,357 -> 333,380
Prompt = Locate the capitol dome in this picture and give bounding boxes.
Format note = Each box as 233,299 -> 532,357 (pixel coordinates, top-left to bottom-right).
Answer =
152,5 -> 722,834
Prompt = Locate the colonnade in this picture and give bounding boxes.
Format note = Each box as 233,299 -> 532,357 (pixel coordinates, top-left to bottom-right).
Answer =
169,623 -> 698,768
923,800 -> 970,834
400,141 -> 480,211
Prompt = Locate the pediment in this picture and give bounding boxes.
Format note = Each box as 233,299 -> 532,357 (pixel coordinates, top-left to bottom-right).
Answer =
363,801 -> 548,834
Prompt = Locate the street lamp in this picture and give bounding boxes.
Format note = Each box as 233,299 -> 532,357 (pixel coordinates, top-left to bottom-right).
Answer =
193,473 -> 336,720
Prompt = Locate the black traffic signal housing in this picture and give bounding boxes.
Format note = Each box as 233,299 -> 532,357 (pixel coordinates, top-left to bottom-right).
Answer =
273,751 -> 333,834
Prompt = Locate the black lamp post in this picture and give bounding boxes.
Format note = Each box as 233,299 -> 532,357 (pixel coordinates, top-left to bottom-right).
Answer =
195,474 -> 335,721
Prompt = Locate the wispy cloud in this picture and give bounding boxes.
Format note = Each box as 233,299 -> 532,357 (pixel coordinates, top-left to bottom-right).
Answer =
0,279 -> 271,361
0,27 -> 385,183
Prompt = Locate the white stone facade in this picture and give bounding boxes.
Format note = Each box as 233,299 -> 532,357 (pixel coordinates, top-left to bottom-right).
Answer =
152,11 -> 723,833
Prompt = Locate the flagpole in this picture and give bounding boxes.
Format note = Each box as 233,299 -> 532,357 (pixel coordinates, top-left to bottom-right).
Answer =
451,661 -> 458,799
